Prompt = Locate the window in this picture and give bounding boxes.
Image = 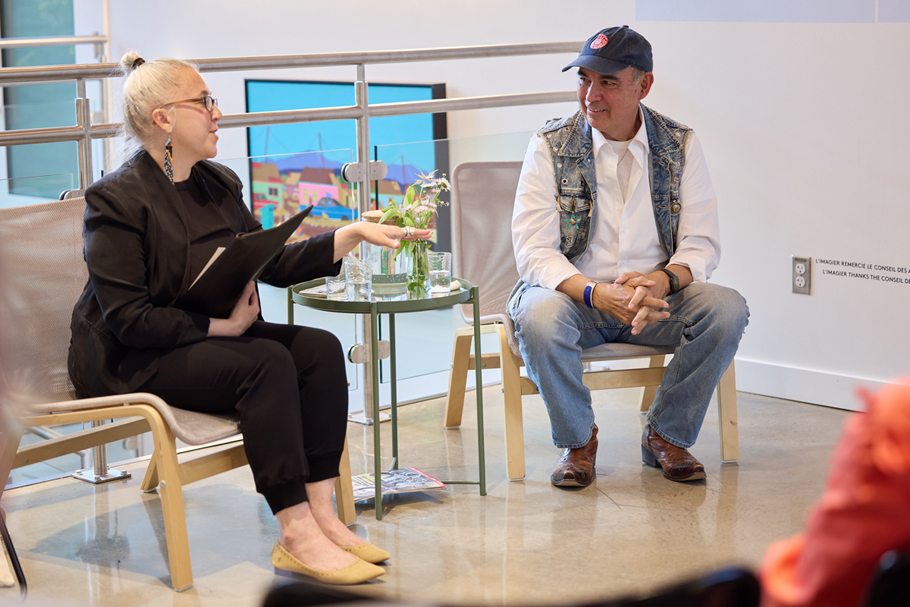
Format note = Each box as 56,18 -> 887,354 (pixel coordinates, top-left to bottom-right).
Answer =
0,0 -> 79,200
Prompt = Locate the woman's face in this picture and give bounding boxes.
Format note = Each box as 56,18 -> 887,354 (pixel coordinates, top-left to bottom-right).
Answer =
165,68 -> 222,164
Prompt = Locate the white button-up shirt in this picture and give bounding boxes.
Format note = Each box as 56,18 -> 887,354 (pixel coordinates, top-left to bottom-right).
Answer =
512,111 -> 721,291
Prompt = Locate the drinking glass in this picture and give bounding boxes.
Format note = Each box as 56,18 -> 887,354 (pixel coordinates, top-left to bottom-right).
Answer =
344,256 -> 372,301
326,261 -> 346,300
428,251 -> 452,295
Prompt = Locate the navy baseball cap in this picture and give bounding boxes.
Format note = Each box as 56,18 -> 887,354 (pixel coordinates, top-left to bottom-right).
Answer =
562,25 -> 653,75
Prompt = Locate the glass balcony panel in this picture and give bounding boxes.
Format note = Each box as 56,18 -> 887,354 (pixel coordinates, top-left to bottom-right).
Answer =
0,172 -> 74,209
372,131 -> 533,384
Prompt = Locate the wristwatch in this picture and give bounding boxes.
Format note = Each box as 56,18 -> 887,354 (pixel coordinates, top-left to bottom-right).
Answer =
660,268 -> 680,294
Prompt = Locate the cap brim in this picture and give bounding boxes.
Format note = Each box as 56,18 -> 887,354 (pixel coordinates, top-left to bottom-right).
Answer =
562,55 -> 632,75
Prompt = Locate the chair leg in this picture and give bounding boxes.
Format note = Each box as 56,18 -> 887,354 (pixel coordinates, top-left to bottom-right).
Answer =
499,326 -> 526,481
146,414 -> 194,591
717,360 -> 739,463
0,508 -> 26,599
639,355 -> 666,413
0,419 -> 26,599
444,328 -> 474,428
334,437 -> 356,525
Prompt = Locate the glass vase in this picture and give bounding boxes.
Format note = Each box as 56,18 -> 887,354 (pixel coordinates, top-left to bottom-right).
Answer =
406,239 -> 429,297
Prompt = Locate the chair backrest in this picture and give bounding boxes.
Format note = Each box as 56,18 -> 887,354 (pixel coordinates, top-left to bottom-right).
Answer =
451,161 -> 523,325
0,198 -> 87,405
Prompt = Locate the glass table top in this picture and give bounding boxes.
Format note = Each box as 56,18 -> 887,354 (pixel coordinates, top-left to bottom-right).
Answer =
291,277 -> 475,314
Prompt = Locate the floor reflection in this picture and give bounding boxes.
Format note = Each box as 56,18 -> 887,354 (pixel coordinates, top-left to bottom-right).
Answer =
4,388 -> 847,607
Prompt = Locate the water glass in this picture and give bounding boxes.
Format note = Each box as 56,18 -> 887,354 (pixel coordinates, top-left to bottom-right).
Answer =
428,251 -> 452,295
326,262 -> 346,301
344,256 -> 372,301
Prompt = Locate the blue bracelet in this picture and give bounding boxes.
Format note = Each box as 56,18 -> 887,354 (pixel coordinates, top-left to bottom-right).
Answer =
583,281 -> 597,309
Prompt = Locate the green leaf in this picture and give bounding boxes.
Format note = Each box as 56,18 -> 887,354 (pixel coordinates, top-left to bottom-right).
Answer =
379,207 -> 400,224
403,185 -> 417,207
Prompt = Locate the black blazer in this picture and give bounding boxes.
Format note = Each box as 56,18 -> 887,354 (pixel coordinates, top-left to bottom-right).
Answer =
68,151 -> 339,398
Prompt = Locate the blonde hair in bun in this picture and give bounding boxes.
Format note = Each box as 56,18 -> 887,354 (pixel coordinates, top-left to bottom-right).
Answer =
119,50 -> 145,74
118,51 -> 198,159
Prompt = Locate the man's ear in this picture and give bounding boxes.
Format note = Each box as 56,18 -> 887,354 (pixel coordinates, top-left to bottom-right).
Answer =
639,72 -> 655,101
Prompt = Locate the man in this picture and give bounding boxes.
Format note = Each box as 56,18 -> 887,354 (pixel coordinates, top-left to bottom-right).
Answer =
508,25 -> 748,488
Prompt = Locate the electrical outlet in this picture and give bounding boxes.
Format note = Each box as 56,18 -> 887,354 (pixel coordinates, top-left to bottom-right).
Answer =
792,256 -> 811,294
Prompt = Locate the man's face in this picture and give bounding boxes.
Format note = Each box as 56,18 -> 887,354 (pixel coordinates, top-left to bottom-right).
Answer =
576,65 -> 653,141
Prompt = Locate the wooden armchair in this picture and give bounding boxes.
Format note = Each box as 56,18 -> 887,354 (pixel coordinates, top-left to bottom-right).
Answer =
0,197 -> 355,591
443,162 -> 739,481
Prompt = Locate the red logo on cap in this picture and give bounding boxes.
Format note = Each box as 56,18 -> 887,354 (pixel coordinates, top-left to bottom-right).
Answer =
590,34 -> 608,50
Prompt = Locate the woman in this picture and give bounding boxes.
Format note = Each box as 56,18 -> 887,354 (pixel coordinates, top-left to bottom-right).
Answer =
68,52 -> 429,584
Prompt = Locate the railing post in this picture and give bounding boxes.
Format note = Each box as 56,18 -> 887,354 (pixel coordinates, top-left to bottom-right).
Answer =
72,420 -> 131,484
348,64 -> 387,426
101,0 -> 114,173
75,78 -> 94,190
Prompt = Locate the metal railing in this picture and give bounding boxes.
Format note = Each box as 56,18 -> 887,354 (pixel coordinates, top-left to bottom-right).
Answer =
0,35 -> 107,50
0,40 -> 581,426
0,42 -> 580,189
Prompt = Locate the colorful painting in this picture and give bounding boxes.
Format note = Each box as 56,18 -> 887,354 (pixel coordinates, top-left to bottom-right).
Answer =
245,80 -> 448,245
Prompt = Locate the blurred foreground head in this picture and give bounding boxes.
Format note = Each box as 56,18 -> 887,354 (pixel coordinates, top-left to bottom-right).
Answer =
761,377 -> 910,607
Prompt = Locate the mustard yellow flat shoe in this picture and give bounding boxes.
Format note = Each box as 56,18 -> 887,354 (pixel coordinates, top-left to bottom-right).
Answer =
271,541 -> 384,585
339,542 -> 391,564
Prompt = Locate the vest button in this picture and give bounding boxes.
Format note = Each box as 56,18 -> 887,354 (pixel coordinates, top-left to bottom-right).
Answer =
670,202 -> 681,214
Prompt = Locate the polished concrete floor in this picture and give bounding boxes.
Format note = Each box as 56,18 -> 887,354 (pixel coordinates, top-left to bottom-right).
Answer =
0,386 -> 851,606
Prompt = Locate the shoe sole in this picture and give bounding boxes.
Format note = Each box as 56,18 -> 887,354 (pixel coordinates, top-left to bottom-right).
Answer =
551,476 -> 594,488
641,446 -> 706,482
551,452 -> 597,488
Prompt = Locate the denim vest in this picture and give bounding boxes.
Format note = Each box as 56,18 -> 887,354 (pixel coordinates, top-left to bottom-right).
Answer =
508,104 -> 692,310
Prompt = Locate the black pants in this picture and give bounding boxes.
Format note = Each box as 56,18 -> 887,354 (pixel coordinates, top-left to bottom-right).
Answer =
139,321 -> 348,514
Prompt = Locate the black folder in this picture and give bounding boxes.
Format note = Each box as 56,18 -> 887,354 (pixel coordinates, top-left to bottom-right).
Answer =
177,206 -> 313,319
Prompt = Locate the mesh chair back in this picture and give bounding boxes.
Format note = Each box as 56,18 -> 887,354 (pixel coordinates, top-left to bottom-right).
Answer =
451,161 -> 523,325
0,198 -> 87,404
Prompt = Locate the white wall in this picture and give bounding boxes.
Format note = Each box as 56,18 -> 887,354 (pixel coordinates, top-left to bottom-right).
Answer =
72,0 -> 910,410
640,18 -> 910,408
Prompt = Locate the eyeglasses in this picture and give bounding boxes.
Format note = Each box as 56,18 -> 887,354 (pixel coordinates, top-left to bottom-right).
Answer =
160,94 -> 218,113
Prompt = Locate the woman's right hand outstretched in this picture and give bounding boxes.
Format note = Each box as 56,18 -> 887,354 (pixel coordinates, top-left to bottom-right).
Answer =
208,281 -> 260,337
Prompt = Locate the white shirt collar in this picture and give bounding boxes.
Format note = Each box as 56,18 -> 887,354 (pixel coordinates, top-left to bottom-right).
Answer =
590,107 -> 649,162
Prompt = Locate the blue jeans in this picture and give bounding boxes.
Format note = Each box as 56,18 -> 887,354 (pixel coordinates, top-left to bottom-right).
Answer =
509,282 -> 749,449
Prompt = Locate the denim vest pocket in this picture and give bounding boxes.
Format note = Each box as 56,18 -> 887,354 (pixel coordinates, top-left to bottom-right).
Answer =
650,194 -> 677,257
557,193 -> 591,256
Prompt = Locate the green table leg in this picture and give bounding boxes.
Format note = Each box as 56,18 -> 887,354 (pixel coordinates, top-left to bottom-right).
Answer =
370,306 -> 383,520
389,313 -> 398,470
287,286 -> 294,325
472,286 -> 486,495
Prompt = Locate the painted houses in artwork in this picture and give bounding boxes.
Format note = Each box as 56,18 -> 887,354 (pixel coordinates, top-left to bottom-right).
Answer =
250,158 -> 358,240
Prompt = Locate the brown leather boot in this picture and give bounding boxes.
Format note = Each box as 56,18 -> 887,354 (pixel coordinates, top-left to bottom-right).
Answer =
550,424 -> 598,487
641,424 -> 706,482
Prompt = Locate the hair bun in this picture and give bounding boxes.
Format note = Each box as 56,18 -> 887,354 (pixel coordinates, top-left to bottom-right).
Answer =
120,51 -> 145,74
